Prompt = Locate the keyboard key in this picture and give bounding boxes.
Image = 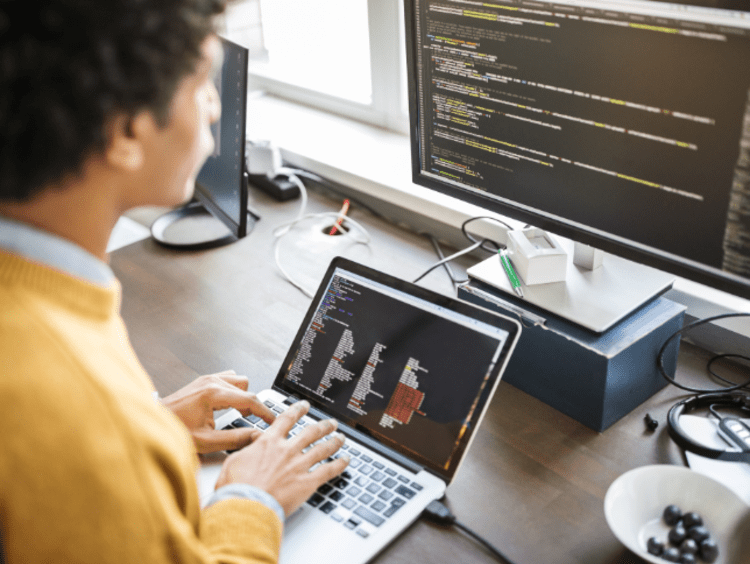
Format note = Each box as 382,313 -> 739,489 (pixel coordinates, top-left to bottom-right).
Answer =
247,414 -> 261,424
356,529 -> 369,538
354,506 -> 385,527
263,400 -> 275,408
232,418 -> 252,428
384,468 -> 397,477
366,483 -> 381,494
395,485 -> 416,499
383,505 -> 400,518
319,501 -> 336,514
355,476 -> 369,487
341,471 -> 354,480
383,478 -> 398,489
370,471 -> 385,482
371,500 -> 386,512
359,465 -> 373,475
307,493 -> 325,507
342,498 -> 356,510
256,421 -> 270,430
331,513 -> 344,523
333,478 -> 349,490
372,461 -> 385,470
330,490 -> 345,502
344,518 -> 359,530
397,475 -> 410,484
348,459 -> 362,469
360,454 -> 373,463
378,490 -> 393,501
359,493 -> 374,505
346,486 -> 362,497
411,482 -> 423,491
317,484 -> 333,495
349,448 -> 361,457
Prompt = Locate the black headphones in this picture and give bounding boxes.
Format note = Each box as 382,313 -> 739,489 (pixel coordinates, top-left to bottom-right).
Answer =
667,392 -> 750,462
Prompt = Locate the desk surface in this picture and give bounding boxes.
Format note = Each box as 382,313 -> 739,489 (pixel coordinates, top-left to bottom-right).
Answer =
112,187 -> 720,564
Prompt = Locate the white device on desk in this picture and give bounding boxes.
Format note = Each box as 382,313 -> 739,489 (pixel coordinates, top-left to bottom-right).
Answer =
467,236 -> 675,333
211,257 -> 521,564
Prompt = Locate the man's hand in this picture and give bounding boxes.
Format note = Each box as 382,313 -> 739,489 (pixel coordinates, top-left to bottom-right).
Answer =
161,370 -> 276,454
215,400 -> 350,518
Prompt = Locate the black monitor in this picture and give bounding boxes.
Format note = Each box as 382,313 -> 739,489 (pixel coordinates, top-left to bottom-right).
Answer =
404,0 -> 750,301
152,36 -> 259,249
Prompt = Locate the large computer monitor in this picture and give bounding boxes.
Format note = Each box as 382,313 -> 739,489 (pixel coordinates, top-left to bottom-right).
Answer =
152,36 -> 259,249
404,0 -> 750,305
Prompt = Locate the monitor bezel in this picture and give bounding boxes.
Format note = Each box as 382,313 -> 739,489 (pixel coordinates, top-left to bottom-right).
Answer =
403,0 -> 750,301
193,36 -> 249,239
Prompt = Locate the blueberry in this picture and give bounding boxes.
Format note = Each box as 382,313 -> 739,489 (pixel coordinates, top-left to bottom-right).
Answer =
687,525 -> 710,544
663,504 -> 683,526
668,524 -> 687,546
678,553 -> 696,564
679,538 -> 698,555
682,512 -> 703,529
700,539 -> 719,563
663,547 -> 681,562
647,536 -> 664,556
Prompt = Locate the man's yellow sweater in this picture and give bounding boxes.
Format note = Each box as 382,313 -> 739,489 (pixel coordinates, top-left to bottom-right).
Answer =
0,251 -> 282,563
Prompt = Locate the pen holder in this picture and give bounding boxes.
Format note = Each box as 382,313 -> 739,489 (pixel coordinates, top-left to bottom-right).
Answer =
506,228 -> 568,285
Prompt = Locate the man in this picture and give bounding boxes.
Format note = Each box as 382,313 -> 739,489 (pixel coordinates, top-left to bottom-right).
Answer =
0,1 -> 349,562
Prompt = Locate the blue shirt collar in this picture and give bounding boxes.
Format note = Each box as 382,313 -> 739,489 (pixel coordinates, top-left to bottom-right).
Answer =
0,215 -> 115,286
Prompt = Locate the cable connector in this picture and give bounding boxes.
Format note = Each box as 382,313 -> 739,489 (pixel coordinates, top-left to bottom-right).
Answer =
422,500 -> 456,525
246,140 -> 282,175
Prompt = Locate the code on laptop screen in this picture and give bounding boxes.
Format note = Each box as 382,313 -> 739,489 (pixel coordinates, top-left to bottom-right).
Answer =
280,268 -> 510,476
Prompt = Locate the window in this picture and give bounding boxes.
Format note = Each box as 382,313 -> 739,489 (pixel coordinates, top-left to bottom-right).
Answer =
241,0 -> 407,132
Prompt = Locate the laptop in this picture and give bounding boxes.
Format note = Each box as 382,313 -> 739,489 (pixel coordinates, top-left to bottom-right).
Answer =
213,257 -> 521,564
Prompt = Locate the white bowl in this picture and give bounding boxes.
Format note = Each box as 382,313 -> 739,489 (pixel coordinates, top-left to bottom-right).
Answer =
604,465 -> 750,564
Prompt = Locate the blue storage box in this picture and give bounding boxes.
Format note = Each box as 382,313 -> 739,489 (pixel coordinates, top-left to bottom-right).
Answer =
458,280 -> 686,431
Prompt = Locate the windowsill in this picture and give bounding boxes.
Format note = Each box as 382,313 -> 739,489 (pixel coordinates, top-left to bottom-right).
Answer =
246,93 -> 750,349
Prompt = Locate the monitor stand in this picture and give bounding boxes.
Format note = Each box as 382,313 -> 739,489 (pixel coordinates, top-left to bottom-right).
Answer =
466,238 -> 675,333
151,201 -> 260,250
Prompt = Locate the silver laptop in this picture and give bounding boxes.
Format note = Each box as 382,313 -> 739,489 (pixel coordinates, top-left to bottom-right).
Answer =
213,257 -> 521,564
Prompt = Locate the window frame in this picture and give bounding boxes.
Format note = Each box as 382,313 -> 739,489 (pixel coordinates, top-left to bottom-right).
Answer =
246,0 -> 408,133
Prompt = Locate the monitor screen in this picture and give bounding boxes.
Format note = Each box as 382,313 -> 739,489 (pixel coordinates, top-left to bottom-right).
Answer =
194,36 -> 249,238
404,0 -> 750,298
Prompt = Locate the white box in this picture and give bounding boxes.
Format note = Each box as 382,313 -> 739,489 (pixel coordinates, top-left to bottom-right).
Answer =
506,228 -> 567,285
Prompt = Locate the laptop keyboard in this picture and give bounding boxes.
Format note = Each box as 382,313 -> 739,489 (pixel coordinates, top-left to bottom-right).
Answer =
222,399 -> 424,538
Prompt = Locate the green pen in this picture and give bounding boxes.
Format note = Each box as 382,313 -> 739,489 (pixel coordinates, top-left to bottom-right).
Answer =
499,250 -> 524,298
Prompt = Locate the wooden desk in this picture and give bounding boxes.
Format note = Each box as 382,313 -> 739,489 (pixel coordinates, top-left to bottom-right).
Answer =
111,187 -> 719,564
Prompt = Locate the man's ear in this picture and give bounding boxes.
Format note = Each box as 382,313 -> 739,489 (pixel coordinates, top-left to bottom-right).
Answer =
105,113 -> 152,172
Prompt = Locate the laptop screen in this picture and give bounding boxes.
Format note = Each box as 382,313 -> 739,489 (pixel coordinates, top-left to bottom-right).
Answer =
275,258 -> 520,481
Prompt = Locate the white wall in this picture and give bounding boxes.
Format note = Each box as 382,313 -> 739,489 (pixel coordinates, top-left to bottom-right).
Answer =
221,0 -> 266,56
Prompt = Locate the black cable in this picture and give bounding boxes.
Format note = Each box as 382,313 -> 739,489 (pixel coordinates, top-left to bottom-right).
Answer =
422,500 -> 517,564
429,235 -> 469,290
461,216 -> 511,253
707,403 -> 724,421
707,353 -> 750,389
657,312 -> 750,393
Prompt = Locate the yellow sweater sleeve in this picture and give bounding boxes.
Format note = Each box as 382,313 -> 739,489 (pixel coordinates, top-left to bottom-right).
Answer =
0,252 -> 282,564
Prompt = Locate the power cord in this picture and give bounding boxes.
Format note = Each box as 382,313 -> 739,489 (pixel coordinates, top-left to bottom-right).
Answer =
422,500 -> 517,564
271,167 -> 371,298
657,312 -> 750,393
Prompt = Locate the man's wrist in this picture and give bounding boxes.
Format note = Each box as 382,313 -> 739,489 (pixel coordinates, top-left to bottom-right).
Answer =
206,484 -> 285,524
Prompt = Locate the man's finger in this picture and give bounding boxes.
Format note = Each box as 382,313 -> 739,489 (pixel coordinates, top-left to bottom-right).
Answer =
194,426 -> 262,454
208,385 -> 276,423
293,417 -> 338,450
236,395 -> 276,424
214,371 -> 249,391
303,432 -> 346,464
309,455 -> 350,485
266,400 -> 309,438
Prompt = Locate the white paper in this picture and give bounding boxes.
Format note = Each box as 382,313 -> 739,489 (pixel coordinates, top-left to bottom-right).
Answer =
682,415 -> 750,506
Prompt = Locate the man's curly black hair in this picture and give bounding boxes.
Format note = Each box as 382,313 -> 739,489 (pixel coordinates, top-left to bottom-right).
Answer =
0,0 -> 227,202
